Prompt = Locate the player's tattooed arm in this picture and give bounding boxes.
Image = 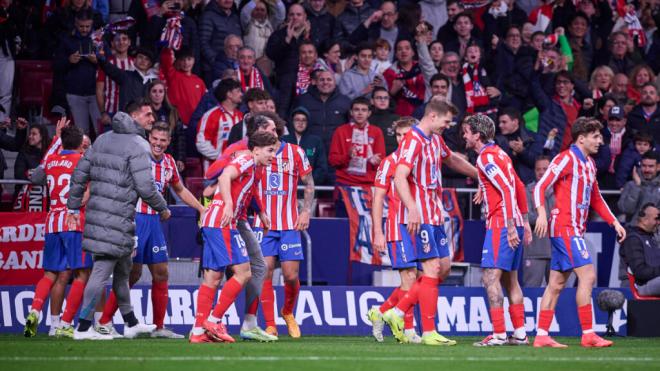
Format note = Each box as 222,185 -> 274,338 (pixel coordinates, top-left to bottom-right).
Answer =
296,173 -> 315,231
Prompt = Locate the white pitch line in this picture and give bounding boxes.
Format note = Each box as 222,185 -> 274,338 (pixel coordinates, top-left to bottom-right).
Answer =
0,356 -> 657,363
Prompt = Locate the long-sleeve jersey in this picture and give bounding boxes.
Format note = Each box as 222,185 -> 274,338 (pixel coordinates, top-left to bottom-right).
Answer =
533,144 -> 616,237
476,143 -> 528,229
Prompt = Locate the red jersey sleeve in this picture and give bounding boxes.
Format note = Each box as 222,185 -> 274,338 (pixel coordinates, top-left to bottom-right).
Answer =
514,172 -> 528,214
170,156 -> 181,186
294,144 -> 312,178
374,156 -> 392,189
533,153 -> 570,209
397,134 -> 422,169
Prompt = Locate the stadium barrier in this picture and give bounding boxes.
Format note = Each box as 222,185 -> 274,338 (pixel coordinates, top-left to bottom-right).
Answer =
0,285 -> 631,336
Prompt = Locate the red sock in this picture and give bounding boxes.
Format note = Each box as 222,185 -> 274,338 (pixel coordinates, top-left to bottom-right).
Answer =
211,277 -> 243,319
61,279 -> 85,323
538,309 -> 554,332
99,290 -> 119,325
194,284 -> 215,327
31,276 -> 54,312
152,281 -> 168,329
395,278 -> 422,313
282,279 -> 300,315
490,307 -> 506,334
260,280 -> 276,327
418,276 -> 439,333
508,303 -> 525,329
402,290 -> 414,330
577,304 -> 593,333
379,287 -> 401,314
247,298 -> 259,315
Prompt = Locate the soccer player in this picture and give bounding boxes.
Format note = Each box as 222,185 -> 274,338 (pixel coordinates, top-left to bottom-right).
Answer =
382,98 -> 478,345
533,117 -> 626,348
96,122 -> 206,339
24,124 -> 91,338
254,117 -> 315,339
190,131 -> 278,343
462,114 -> 533,346
368,117 -> 421,343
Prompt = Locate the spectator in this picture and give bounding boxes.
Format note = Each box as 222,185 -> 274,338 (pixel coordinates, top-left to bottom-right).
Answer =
618,152 -> 660,224
317,40 -> 345,82
490,25 -> 536,110
460,43 -> 500,115
481,0 -> 527,42
607,31 -> 642,76
282,106 -> 328,185
494,107 -> 543,184
369,86 -> 399,154
620,203 -> 660,296
0,0 -> 17,122
160,47 -> 206,128
328,97 -> 385,186
235,46 -> 273,96
338,0 -> 375,36
0,117 -> 27,194
383,39 -> 425,116
565,12 -> 593,83
196,79 -> 243,170
276,41 -> 320,119
96,31 -> 134,130
199,0 -> 242,84
54,10 -> 102,136
240,0 -> 285,61
418,0 -> 447,39
413,73 -> 450,119
523,156 -> 554,287
212,34 -> 243,84
595,95 -> 618,124
97,47 -> 158,118
370,38 -> 392,75
616,132 -> 656,189
628,64 -> 656,104
611,72 -> 630,104
339,43 -> 386,99
599,105 -> 633,189
227,88 -> 271,145
436,0 -> 465,44
349,1 -> 410,56
439,52 -> 467,115
589,65 -> 614,99
292,69 -> 351,167
444,12 -> 483,59
627,83 -> 660,145
13,124 -> 50,211
304,0 -> 342,48
147,80 -> 186,172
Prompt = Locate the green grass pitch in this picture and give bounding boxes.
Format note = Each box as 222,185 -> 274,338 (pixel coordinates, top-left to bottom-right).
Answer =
2,335 -> 659,371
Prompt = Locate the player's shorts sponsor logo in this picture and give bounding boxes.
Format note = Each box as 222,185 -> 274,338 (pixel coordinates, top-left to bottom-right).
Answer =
152,245 -> 167,254
281,243 -> 301,252
440,238 -> 447,246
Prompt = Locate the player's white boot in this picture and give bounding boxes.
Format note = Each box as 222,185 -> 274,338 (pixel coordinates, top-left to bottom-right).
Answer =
404,329 -> 422,344
473,334 -> 508,347
151,327 -> 185,339
367,306 -> 385,342
95,323 -> 124,339
73,328 -> 113,340
123,323 -> 157,339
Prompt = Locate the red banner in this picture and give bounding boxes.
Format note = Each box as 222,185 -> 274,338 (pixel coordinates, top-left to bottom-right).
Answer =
0,212 -> 47,285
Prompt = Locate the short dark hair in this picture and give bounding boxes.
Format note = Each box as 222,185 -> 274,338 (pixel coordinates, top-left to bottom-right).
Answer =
356,42 -> 373,54
373,86 -> 388,96
248,131 -> 277,150
125,97 -> 152,115
454,12 -> 473,24
447,0 -> 463,8
61,125 -> 84,150
300,40 -> 317,53
246,111 -> 285,138
555,71 -> 574,85
498,106 -> 522,123
351,96 -> 371,110
245,88 -> 271,103
641,151 -> 658,162
150,121 -> 172,137
424,98 -> 458,117
75,9 -> 94,21
134,47 -> 155,63
638,202 -> 658,218
214,79 -> 242,102
641,82 -> 659,92
430,73 -> 450,87
536,155 -> 552,164
571,117 -> 603,142
634,132 -> 654,145
174,46 -> 194,60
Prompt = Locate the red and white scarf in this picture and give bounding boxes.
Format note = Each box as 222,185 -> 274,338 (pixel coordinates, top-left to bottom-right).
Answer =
462,63 -> 490,114
609,128 -> 625,172
347,122 -> 373,176
296,64 -> 313,96
237,67 -> 264,92
161,15 -> 183,51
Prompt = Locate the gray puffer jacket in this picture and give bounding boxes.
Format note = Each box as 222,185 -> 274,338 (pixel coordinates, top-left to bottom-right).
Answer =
67,112 -> 167,258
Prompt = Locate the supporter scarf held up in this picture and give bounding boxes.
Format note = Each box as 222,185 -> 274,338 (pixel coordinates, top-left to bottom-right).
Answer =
296,64 -> 312,96
237,67 -> 265,92
393,62 -> 424,107
461,63 -> 490,114
160,14 -> 183,51
347,122 -> 373,176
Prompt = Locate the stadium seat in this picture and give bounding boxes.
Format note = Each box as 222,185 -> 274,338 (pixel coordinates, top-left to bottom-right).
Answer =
185,177 -> 205,199
16,60 -> 53,112
626,270 -> 660,300
185,157 -> 203,178
39,78 -> 58,125
317,199 -> 335,217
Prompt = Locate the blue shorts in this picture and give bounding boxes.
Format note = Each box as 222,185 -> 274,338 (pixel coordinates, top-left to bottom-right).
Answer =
134,213 -> 168,265
201,227 -> 249,271
481,227 -> 524,271
254,228 -> 304,261
43,231 -> 91,271
398,224 -> 450,262
550,235 -> 592,271
387,241 -> 417,269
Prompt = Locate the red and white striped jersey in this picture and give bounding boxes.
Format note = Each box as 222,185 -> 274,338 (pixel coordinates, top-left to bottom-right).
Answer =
136,154 -> 180,215
44,150 -> 83,233
375,152 -> 402,241
254,142 -> 311,230
476,143 -> 527,229
396,128 -> 451,225
201,154 -> 256,229
533,145 -> 616,237
97,56 -> 134,114
196,105 -> 243,160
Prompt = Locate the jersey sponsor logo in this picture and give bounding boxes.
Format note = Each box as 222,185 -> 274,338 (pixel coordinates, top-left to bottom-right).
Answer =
268,173 -> 281,188
484,163 -> 498,177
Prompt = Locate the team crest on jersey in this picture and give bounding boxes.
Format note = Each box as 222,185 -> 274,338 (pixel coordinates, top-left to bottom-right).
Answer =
269,173 -> 280,188
163,168 -> 172,181
279,160 -> 290,172
423,243 -> 431,253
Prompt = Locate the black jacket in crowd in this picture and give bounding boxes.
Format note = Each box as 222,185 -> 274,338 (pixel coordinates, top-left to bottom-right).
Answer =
621,226 -> 660,285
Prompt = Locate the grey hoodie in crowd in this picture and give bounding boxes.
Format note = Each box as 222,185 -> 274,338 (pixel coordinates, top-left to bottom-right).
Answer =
618,173 -> 660,225
338,67 -> 386,100
67,112 -> 168,258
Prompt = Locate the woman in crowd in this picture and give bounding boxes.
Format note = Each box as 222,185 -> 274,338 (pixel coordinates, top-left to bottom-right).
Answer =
13,124 -> 49,210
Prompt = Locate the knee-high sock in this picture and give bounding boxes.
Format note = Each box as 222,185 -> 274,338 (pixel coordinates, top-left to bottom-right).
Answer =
537,309 -> 554,333
211,277 -> 243,319
402,291 -> 415,330
260,279 -> 275,327
61,279 -> 86,324
246,297 -> 259,316
508,303 -> 525,330
282,279 -> 300,316
395,278 -> 422,313
490,307 -> 506,334
99,291 -> 118,325
194,284 -> 215,328
379,287 -> 401,314
418,276 -> 439,333
31,276 -> 54,313
577,304 -> 593,333
152,280 -> 169,329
